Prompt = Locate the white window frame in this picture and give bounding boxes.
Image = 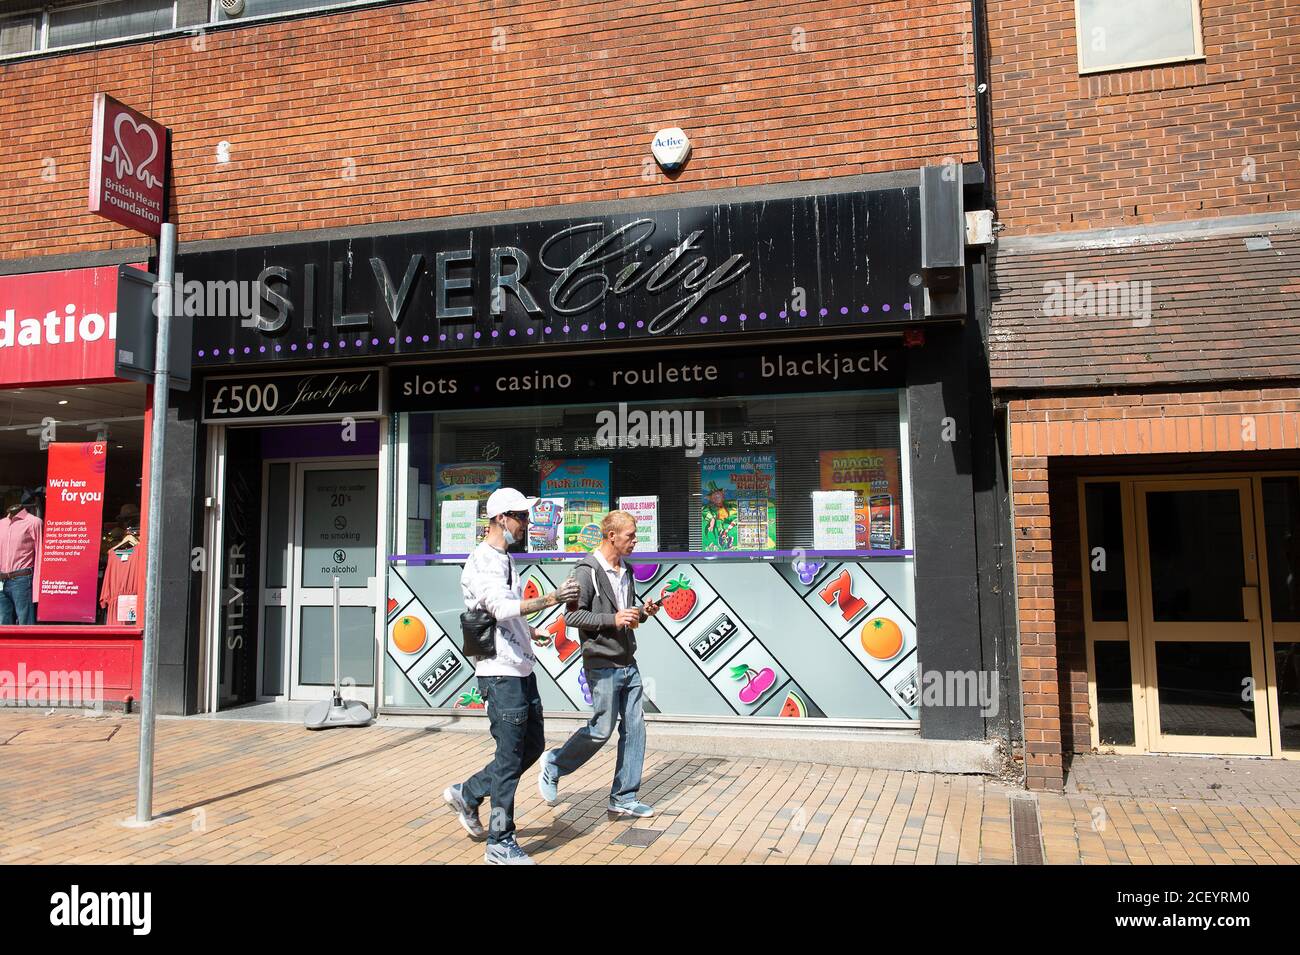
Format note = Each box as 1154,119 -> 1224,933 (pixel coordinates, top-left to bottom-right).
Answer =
1074,0 -> 1206,75
0,0 -> 388,61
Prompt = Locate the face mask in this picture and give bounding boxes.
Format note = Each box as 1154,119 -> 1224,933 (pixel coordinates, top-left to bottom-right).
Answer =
501,521 -> 518,547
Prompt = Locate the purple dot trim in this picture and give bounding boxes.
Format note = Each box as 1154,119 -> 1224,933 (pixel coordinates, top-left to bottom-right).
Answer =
274,344 -> 282,352
545,326 -> 553,334
598,323 -> 606,331
371,338 -> 379,346
616,322 -> 625,330
882,304 -> 891,312
800,309 -> 808,317
580,324 -> 589,332
355,339 -> 362,347
456,332 -> 464,340
197,349 -> 205,357
759,312 -> 767,320
439,334 -> 447,342
305,343 -> 313,350
405,336 -> 413,343
720,315 -> 728,323
819,308 -> 828,317
289,344 -> 297,351
699,316 -> 708,324
388,337 -> 396,345
322,342 -> 329,349
739,313 -> 747,321
564,325 -> 572,333
779,310 -> 788,319
862,305 -> 870,313
527,327 -> 536,335
508,329 -> 517,336
473,331 -> 482,339
491,330 -> 499,338
635,321 -> 643,329
227,348 -> 235,356
840,306 -> 849,315
259,345 -> 266,353
904,302 -> 912,311
421,335 -> 429,342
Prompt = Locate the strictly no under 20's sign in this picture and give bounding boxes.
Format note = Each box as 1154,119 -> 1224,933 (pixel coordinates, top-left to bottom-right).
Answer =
88,93 -> 168,238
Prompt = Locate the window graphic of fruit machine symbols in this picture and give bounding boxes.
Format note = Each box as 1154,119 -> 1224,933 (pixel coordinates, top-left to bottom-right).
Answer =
805,562 -> 917,694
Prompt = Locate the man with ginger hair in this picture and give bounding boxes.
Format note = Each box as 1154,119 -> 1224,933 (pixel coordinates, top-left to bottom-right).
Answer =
538,510 -> 661,817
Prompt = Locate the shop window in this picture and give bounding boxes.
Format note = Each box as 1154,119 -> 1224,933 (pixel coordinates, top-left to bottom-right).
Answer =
0,14 -> 37,55
1075,0 -> 1204,75
402,391 -> 907,556
47,0 -> 176,49
0,383 -> 146,628
386,388 -> 919,722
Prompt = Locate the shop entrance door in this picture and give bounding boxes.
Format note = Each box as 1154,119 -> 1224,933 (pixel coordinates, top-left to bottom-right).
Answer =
285,462 -> 380,701
1134,479 -> 1271,755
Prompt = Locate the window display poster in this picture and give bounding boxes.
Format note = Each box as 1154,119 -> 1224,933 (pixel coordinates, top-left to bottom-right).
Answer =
701,453 -> 777,551
819,449 -> 904,550
528,498 -> 566,553
439,499 -> 479,554
37,441 -> 107,623
538,459 -> 610,552
435,461 -> 501,546
812,491 -> 857,550
618,495 -> 659,552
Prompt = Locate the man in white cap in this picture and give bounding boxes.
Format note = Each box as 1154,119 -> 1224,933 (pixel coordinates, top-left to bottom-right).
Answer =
443,487 -> 578,865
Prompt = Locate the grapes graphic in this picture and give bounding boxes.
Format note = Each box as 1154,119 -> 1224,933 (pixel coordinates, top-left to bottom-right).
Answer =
577,668 -> 593,705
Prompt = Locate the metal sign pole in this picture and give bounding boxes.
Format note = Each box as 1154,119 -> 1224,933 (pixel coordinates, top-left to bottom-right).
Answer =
135,222 -> 175,824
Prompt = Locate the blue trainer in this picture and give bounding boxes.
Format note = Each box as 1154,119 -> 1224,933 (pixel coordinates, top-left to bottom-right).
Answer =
484,835 -> 535,865
537,750 -> 560,806
608,799 -> 654,818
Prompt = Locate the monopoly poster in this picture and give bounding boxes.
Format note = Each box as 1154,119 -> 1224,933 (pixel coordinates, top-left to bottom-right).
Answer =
701,453 -> 777,551
818,449 -> 904,550
537,459 -> 610,552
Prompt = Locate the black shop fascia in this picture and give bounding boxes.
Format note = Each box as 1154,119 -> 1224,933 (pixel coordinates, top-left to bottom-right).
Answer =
182,186 -> 941,372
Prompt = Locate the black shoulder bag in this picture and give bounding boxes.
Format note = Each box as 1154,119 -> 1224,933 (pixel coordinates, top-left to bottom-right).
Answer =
459,560 -> 514,660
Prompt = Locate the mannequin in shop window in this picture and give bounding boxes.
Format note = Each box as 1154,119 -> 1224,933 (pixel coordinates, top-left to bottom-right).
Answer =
100,514 -> 142,626
0,490 -> 43,626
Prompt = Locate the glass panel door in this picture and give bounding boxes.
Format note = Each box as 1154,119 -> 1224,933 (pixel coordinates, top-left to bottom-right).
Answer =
289,463 -> 380,700
1135,479 -> 1270,755
1259,476 -> 1300,754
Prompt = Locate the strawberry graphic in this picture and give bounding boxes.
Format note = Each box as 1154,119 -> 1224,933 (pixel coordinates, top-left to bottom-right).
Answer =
660,575 -> 697,621
454,687 -> 485,710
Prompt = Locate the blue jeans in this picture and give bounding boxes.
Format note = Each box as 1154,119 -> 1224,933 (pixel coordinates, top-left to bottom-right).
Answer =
461,672 -> 546,845
552,664 -> 645,804
0,573 -> 35,626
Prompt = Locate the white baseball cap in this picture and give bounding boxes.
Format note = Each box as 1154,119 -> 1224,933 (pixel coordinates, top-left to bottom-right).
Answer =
485,487 -> 537,519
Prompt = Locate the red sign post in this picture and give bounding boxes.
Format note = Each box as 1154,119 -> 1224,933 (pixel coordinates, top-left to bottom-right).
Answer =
37,442 -> 109,624
88,94 -> 167,238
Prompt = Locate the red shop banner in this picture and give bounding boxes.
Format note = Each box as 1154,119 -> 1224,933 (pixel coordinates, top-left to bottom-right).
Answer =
88,93 -> 167,238
37,442 -> 109,624
0,265 -> 144,387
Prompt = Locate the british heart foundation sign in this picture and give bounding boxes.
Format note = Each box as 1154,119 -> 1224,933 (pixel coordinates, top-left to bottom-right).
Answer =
88,94 -> 167,238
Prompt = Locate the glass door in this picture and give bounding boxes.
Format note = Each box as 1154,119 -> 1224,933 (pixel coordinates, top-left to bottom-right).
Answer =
1135,479 -> 1271,755
1258,475 -> 1300,757
289,463 -> 380,701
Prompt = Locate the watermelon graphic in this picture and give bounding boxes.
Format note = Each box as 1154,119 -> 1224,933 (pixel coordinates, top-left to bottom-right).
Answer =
522,577 -> 545,622
779,691 -> 807,718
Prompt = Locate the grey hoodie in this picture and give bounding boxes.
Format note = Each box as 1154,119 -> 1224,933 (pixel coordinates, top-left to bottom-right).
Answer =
563,551 -> 646,670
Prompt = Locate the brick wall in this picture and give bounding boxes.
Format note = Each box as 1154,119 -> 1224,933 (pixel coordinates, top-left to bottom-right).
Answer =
1,0 -> 979,261
1011,385 -> 1300,789
986,0 -> 1300,235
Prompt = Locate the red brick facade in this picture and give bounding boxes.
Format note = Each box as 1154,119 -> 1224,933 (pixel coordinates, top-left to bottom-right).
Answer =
1,0 -> 979,261
986,0 -> 1300,235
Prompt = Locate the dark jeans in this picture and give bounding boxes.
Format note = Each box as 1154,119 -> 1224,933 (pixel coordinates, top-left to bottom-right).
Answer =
461,672 -> 546,845
0,572 -> 35,626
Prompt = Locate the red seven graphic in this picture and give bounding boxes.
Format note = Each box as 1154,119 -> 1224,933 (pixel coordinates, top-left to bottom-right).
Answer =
818,569 -> 868,622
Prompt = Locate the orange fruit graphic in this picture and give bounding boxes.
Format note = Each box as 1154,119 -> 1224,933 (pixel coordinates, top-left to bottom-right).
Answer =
860,617 -> 903,660
392,615 -> 428,654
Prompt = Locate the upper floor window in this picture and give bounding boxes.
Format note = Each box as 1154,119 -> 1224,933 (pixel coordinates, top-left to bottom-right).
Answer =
0,0 -> 367,59
1076,0 -> 1205,74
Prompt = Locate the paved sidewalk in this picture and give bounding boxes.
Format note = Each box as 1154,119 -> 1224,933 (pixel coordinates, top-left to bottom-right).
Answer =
1,709 -> 1297,864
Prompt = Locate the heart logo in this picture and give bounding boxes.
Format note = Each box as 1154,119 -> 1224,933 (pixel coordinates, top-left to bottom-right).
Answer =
105,112 -> 161,190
